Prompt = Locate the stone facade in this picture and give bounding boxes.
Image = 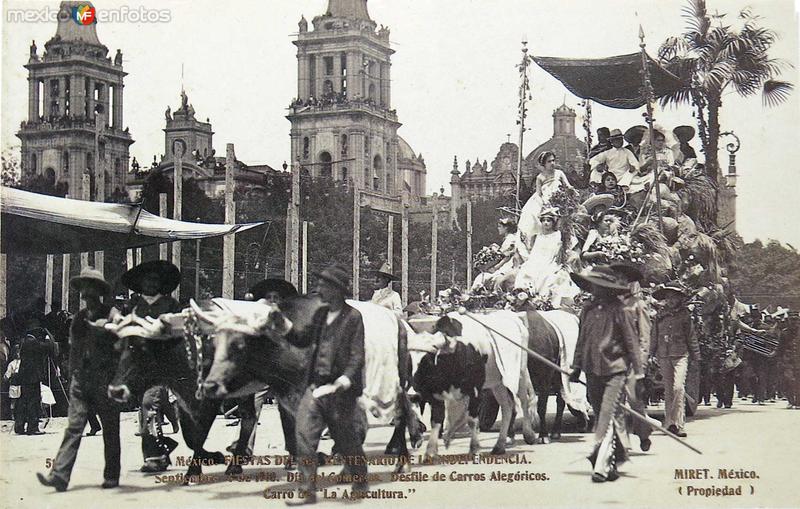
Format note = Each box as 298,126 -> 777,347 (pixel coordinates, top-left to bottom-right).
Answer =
287,0 -> 425,200
16,1 -> 133,201
450,104 -> 587,211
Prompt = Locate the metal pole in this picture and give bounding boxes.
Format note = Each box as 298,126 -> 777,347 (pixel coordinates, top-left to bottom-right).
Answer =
639,26 -> 664,233
458,308 -> 702,455
302,221 -> 308,294
466,201 -> 473,286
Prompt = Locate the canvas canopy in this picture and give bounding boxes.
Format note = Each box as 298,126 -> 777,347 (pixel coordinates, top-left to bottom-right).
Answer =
0,186 -> 264,254
532,52 -> 683,109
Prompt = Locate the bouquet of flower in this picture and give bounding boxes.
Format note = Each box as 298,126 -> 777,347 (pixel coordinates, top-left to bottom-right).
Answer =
472,243 -> 504,271
594,233 -> 646,264
547,184 -> 580,218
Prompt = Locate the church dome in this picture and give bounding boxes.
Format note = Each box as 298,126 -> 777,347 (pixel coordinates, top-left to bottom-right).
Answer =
397,136 -> 417,161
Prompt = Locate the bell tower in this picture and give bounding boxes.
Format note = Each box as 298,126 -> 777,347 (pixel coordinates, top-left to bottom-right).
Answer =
287,0 -> 404,196
16,1 -> 133,200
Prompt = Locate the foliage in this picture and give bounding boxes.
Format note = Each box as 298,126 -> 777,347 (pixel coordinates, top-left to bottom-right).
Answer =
729,239 -> 800,309
658,0 -> 793,187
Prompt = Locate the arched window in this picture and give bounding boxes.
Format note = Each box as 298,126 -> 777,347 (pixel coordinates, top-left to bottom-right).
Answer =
302,137 -> 310,159
30,153 -> 38,175
373,155 -> 383,191
341,134 -> 348,156
319,151 -> 332,179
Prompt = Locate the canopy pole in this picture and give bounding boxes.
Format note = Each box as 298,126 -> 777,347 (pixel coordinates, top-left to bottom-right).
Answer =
639,26 -> 664,233
515,39 -> 532,211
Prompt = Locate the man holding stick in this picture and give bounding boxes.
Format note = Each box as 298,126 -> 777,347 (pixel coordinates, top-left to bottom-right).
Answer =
568,266 -> 646,483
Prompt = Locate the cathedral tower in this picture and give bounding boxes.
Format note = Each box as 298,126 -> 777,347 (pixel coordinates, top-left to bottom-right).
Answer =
287,0 -> 424,198
17,1 -> 133,200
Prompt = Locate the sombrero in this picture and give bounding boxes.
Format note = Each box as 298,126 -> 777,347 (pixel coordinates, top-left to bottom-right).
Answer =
673,125 -> 696,143
609,262 -> 644,283
624,125 -> 647,144
70,267 -> 111,294
582,194 -> 615,214
247,279 -> 298,301
570,265 -> 631,294
652,281 -> 688,300
608,128 -> 624,139
375,262 -> 398,281
312,264 -> 351,295
121,260 -> 181,295
539,207 -> 560,220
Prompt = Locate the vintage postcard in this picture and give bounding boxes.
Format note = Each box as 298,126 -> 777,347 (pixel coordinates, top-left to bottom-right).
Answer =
1,0 -> 799,508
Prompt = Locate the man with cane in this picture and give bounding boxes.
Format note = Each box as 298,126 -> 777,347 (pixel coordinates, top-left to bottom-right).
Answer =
568,265 -> 646,483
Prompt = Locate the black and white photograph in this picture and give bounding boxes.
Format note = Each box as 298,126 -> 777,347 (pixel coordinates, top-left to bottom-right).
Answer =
1,1 -> 799,507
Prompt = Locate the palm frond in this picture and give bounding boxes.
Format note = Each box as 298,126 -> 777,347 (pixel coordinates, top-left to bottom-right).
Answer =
762,80 -> 794,107
632,223 -> 671,259
678,169 -> 717,228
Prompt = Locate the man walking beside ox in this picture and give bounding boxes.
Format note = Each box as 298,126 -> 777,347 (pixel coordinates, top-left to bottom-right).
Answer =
286,264 -> 368,505
569,265 -> 645,483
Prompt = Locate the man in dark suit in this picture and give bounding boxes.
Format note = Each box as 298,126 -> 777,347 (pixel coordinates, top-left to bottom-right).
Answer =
286,265 -> 367,505
15,327 -> 57,435
37,268 -> 121,492
120,260 -> 183,473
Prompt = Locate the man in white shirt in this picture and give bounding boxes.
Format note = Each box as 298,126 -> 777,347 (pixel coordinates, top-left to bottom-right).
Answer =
589,128 -> 639,187
370,263 -> 402,316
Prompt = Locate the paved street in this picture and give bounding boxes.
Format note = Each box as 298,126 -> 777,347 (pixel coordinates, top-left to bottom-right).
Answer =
1,399 -> 797,509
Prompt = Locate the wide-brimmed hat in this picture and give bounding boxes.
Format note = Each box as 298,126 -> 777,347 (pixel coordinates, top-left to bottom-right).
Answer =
673,125 -> 696,142
570,265 -> 631,294
608,128 -> 624,139
70,267 -> 111,294
539,207 -> 560,221
247,279 -> 298,301
375,262 -> 398,282
624,125 -> 648,145
312,264 -> 351,295
121,260 -> 181,294
652,281 -> 688,300
582,194 -> 615,214
609,262 -> 644,283
592,206 -> 627,224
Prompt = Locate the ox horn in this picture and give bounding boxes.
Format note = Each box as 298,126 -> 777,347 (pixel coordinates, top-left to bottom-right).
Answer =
190,298 -> 221,325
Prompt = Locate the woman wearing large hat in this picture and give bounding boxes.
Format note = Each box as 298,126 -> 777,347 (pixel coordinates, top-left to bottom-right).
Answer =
120,260 -> 182,473
568,265 -> 645,483
247,278 -> 299,305
370,262 -> 402,315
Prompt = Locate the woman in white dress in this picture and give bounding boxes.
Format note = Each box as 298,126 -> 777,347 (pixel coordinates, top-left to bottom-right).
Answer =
471,218 -> 527,293
514,208 -> 579,306
518,151 -> 574,250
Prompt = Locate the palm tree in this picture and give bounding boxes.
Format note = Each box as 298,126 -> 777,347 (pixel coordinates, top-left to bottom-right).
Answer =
658,0 -> 793,184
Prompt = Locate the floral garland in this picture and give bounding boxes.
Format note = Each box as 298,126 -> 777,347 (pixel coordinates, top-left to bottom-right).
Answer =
472,243 -> 504,271
594,232 -> 647,264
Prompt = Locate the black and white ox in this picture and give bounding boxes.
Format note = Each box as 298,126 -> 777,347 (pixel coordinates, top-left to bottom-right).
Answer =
103,312 -> 260,481
406,309 -> 589,459
196,296 -> 421,472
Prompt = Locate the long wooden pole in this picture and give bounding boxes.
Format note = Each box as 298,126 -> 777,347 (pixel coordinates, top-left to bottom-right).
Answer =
302,221 -> 308,294
222,144 -> 236,299
387,215 -> 394,266
61,254 -> 70,311
172,143 -> 183,300
352,188 -> 361,299
430,195 -> 438,298
639,26 -> 664,233
159,193 -> 168,261
466,201 -> 473,286
515,40 -> 531,212
94,112 -> 104,275
401,193 -> 409,306
81,175 -> 91,270
195,240 -> 201,301
45,255 -> 54,313
290,160 -> 300,288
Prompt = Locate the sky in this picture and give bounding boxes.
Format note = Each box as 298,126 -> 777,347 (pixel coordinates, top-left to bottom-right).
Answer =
2,0 -> 799,246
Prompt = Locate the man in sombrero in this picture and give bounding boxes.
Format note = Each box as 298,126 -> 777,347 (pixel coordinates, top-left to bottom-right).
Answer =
569,265 -> 645,483
286,264 -> 368,505
37,267 -> 122,492
370,262 -> 402,316
121,260 -> 183,473
650,281 -> 699,438
229,278 -> 301,470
